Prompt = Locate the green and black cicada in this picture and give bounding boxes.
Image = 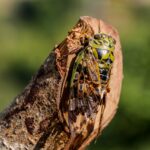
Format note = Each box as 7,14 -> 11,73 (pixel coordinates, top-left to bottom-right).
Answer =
60,33 -> 116,147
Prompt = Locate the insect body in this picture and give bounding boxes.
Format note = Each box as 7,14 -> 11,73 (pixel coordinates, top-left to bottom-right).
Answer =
60,33 -> 116,149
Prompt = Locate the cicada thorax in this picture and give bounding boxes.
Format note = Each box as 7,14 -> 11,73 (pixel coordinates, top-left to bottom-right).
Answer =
60,33 -> 116,147
90,33 -> 115,86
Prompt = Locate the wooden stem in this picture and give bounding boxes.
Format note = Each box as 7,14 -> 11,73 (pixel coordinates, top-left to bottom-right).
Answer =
0,16 -> 123,150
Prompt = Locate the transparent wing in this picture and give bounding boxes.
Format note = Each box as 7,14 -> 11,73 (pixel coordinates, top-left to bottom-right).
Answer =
60,46 -> 107,149
67,47 -> 106,137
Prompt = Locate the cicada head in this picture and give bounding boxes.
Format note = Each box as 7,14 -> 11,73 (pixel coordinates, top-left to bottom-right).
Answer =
89,33 -> 116,67
89,33 -> 116,51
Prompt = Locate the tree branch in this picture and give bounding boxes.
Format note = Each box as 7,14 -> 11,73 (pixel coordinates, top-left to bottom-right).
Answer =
0,16 -> 123,150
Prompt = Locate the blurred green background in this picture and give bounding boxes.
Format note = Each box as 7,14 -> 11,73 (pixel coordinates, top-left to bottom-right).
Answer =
0,0 -> 150,149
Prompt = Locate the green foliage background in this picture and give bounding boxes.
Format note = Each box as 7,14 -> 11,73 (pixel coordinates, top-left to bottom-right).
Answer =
0,0 -> 150,149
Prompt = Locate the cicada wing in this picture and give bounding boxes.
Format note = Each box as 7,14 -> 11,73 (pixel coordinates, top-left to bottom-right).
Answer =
63,46 -> 107,149
85,49 -> 101,84
68,48 -> 104,131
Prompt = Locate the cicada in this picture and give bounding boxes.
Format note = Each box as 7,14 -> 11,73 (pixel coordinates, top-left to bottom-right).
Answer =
60,33 -> 116,149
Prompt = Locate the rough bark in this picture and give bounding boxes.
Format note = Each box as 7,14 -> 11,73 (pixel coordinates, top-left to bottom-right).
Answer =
0,16 -> 123,150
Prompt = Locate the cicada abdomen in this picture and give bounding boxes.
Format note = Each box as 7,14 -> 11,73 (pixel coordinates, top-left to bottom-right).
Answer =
60,33 -> 116,148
